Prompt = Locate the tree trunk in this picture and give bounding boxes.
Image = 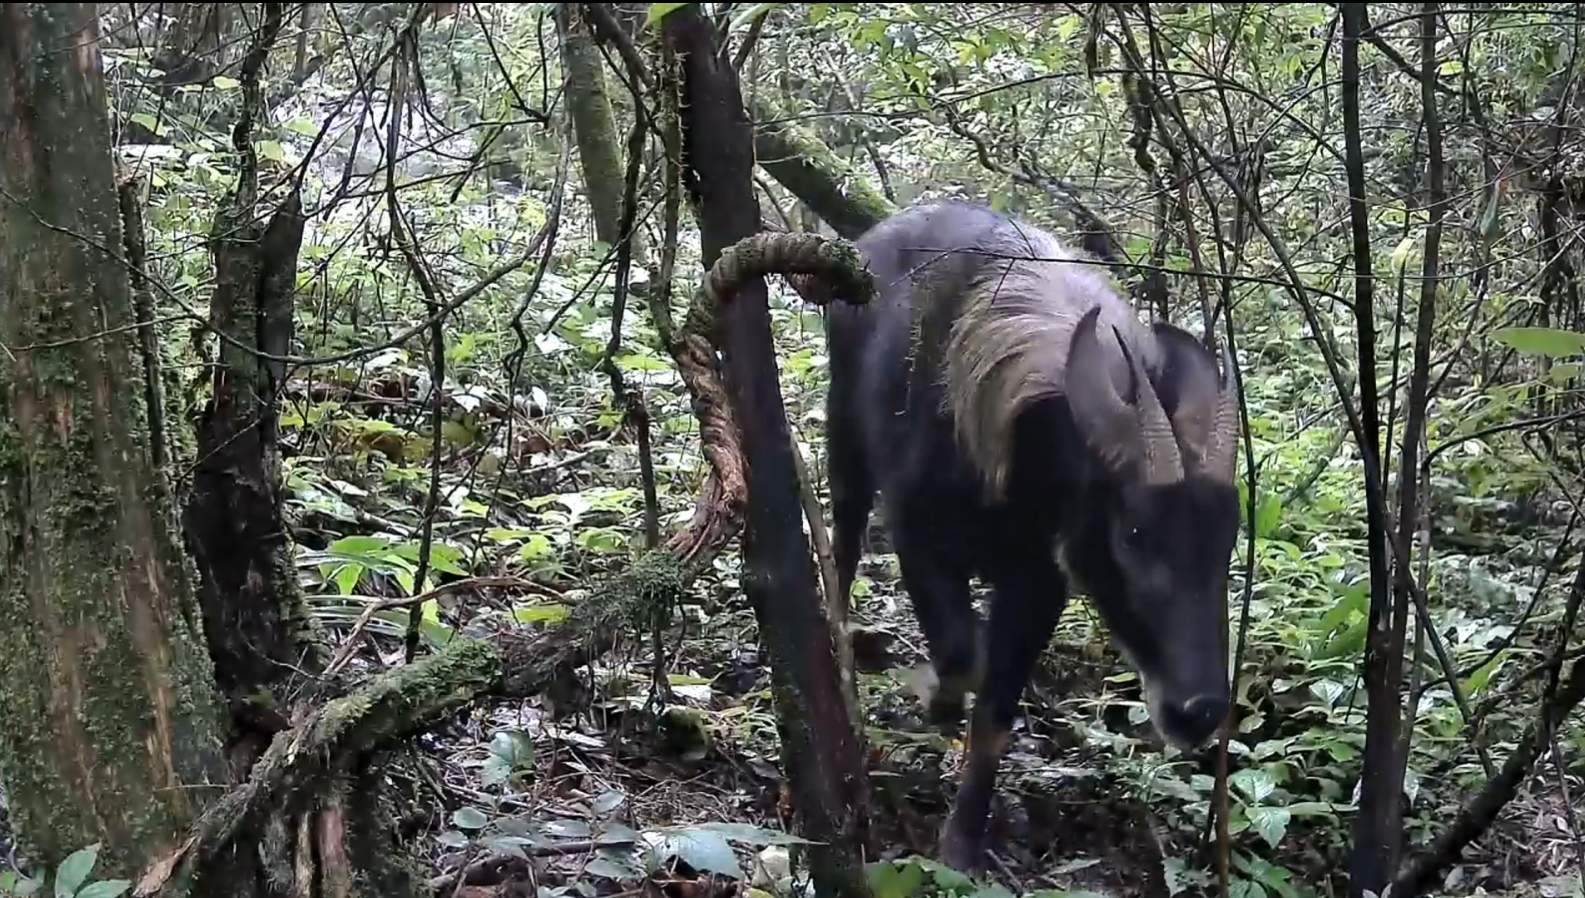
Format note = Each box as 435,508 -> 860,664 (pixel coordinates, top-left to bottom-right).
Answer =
1340,5 -> 1404,895
749,93 -> 893,240
177,2 -> 321,777
0,2 -> 231,880
559,3 -> 648,260
662,9 -> 874,898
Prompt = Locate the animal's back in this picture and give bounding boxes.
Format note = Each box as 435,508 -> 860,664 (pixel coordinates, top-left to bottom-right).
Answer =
827,201 -> 1148,502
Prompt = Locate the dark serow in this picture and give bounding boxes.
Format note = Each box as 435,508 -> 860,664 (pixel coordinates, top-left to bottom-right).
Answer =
825,201 -> 1240,872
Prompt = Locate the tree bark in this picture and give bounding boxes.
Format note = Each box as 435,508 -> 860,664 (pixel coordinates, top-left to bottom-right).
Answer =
749,93 -> 893,240
559,3 -> 648,260
663,9 -> 875,898
1341,5 -> 1403,895
177,3 -> 321,774
0,2 -> 231,879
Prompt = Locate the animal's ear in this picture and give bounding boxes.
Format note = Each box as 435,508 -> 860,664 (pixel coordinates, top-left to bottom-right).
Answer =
1068,308 -> 1183,481
1151,323 -> 1238,481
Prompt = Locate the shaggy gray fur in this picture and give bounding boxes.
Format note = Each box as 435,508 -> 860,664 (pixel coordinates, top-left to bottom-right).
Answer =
928,214 -> 1188,494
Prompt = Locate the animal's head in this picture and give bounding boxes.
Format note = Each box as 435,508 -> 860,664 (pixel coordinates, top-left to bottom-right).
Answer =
1063,306 -> 1240,750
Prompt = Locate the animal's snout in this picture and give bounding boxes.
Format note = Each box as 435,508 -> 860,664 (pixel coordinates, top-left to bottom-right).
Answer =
1160,693 -> 1227,748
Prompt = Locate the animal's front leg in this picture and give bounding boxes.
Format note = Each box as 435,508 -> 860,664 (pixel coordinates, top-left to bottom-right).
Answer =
938,541 -> 1068,874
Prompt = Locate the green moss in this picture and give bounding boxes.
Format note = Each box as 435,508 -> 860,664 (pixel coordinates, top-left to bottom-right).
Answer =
0,4 -> 230,878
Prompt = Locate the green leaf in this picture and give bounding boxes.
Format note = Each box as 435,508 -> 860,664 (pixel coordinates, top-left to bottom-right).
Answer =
868,860 -> 926,898
3,871 -> 41,898
1463,649 -> 1506,694
73,882 -> 131,898
647,2 -> 690,25
482,730 -> 535,787
333,563 -> 364,597
692,821 -> 813,846
453,807 -> 490,830
1285,801 -> 1342,819
437,830 -> 471,848
729,2 -> 786,30
1254,492 -> 1282,539
257,139 -> 286,162
329,535 -> 390,555
484,835 -> 536,859
55,844 -> 100,898
130,112 -> 161,134
512,603 -> 569,624
591,790 -> 627,815
1491,326 -> 1585,358
1230,768 -> 1276,804
1246,806 -> 1291,849
585,856 -> 644,880
212,75 -> 241,90
652,828 -> 742,879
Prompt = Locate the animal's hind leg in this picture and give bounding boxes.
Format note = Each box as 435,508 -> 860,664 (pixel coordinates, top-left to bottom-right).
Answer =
891,512 -> 982,727
827,429 -> 873,615
938,540 -> 1067,874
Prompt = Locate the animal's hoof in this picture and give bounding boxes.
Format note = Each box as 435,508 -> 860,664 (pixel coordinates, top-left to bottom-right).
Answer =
938,827 -> 985,876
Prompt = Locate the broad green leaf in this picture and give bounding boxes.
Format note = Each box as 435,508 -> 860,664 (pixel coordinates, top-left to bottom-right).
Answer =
130,112 -> 161,133
585,856 -> 644,880
74,882 -> 132,898
257,139 -> 286,162
1491,326 -> 1585,358
513,603 -> 569,624
329,535 -> 390,555
652,828 -> 742,879
868,860 -> 925,898
453,807 -> 490,830
1230,768 -> 1276,804
1463,649 -> 1506,694
692,821 -> 813,846
483,730 -> 535,787
437,829 -> 471,848
212,75 -> 240,89
1246,806 -> 1291,849
484,835 -> 536,859
1255,492 -> 1282,539
591,790 -> 627,815
333,563 -> 364,597
647,3 -> 689,25
55,844 -> 100,898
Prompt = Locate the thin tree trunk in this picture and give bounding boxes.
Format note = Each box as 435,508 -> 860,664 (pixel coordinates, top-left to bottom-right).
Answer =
177,3 -> 321,774
1341,5 -> 1404,895
559,4 -> 647,259
0,2 -> 231,879
662,10 -> 874,897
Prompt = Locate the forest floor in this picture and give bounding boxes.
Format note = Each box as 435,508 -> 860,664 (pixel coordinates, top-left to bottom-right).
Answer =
395,534 -> 1585,898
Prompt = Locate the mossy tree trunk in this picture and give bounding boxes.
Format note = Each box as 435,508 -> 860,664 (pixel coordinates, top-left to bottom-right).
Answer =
662,9 -> 875,898
558,3 -> 648,261
748,93 -> 894,241
0,2 -> 231,880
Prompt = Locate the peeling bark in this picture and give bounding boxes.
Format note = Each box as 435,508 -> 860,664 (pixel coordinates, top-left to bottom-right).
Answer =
0,2 -> 230,878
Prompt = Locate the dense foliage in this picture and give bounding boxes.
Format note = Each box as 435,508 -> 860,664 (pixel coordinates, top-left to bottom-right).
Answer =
8,4 -> 1585,898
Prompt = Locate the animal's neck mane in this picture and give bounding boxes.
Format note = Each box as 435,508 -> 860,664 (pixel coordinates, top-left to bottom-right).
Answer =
934,227 -> 1160,497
